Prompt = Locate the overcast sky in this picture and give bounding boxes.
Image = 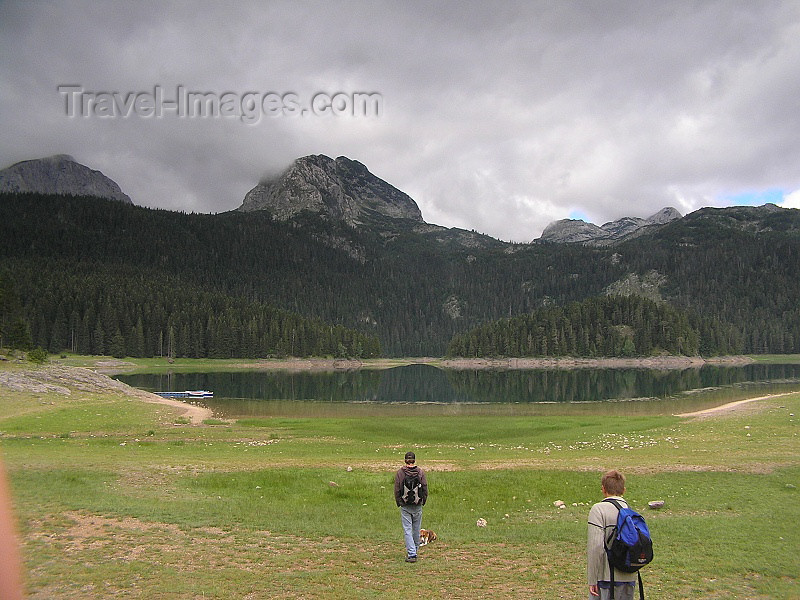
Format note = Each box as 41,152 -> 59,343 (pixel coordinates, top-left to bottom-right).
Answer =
2,1 -> 799,241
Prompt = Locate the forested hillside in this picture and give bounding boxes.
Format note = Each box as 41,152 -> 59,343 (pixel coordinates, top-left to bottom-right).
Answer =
619,206 -> 800,354
0,194 -> 383,358
447,295 -> 707,357
2,192 -> 799,357
0,265 -> 380,359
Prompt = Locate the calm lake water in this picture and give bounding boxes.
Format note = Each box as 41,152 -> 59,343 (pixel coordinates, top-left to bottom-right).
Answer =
115,363 -> 800,418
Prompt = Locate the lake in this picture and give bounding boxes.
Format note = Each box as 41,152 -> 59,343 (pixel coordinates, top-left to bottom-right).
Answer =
114,362 -> 800,418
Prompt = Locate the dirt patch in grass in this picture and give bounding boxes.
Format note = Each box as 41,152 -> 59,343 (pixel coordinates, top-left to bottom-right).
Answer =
27,510 -> 347,565
59,511 -> 184,542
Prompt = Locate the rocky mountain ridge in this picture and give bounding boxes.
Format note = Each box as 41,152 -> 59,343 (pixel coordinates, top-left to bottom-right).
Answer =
0,155 -> 132,204
538,207 -> 682,245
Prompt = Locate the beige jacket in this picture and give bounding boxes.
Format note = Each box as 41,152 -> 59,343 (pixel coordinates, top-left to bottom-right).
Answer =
587,496 -> 639,585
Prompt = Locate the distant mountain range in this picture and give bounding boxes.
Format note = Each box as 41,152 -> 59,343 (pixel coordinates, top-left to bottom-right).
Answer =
236,155 -> 688,245
1,153 -> 689,244
0,153 -> 707,245
2,153 -> 799,357
538,207 -> 683,245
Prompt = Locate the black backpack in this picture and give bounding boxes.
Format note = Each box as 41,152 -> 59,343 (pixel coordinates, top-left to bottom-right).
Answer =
401,472 -> 422,505
603,498 -> 653,600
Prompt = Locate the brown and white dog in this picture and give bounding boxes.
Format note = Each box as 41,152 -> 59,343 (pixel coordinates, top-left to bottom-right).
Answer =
419,528 -> 437,546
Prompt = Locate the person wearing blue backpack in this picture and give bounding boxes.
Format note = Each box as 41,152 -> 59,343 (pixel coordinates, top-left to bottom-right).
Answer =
587,470 -> 651,600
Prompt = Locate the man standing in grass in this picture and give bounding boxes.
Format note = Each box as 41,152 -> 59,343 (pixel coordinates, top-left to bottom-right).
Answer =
587,470 -> 639,599
394,451 -> 428,563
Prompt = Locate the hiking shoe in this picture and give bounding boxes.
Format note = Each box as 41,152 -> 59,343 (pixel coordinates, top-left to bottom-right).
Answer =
405,556 -> 417,563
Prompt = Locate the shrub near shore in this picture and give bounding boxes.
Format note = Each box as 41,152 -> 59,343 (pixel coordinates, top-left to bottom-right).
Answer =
0,363 -> 798,598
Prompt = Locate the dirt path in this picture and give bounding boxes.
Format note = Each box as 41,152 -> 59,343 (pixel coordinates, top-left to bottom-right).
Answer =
675,391 -> 798,418
135,392 -> 212,425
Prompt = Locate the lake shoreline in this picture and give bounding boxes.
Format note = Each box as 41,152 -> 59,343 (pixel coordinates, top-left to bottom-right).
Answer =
192,354 -> 756,371
439,355 -> 755,370
66,354 -> 767,374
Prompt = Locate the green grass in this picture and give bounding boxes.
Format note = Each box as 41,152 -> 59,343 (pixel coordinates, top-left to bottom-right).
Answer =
748,354 -> 800,364
50,354 -> 259,371
1,363 -> 799,598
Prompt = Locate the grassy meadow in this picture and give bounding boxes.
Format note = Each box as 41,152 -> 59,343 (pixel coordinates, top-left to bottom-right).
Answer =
0,359 -> 798,599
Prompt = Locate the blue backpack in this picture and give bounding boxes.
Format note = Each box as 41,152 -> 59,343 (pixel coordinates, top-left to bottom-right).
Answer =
603,498 -> 653,599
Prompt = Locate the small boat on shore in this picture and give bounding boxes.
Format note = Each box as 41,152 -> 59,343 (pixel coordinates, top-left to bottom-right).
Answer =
154,390 -> 214,398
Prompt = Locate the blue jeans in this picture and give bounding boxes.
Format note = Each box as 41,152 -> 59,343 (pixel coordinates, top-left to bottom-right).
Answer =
399,504 -> 423,557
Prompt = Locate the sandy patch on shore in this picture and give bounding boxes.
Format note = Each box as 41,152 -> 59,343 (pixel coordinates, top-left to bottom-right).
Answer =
0,365 -> 212,425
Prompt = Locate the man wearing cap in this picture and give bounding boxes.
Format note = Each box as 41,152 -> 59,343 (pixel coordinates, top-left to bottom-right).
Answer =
394,451 -> 428,563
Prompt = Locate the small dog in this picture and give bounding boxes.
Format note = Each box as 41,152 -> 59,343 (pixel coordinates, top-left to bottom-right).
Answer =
419,528 -> 437,546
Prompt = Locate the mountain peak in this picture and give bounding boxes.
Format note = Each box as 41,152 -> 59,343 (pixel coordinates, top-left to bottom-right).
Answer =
538,206 -> 682,245
238,154 -> 424,226
539,219 -> 604,244
0,154 -> 133,204
646,206 -> 682,224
